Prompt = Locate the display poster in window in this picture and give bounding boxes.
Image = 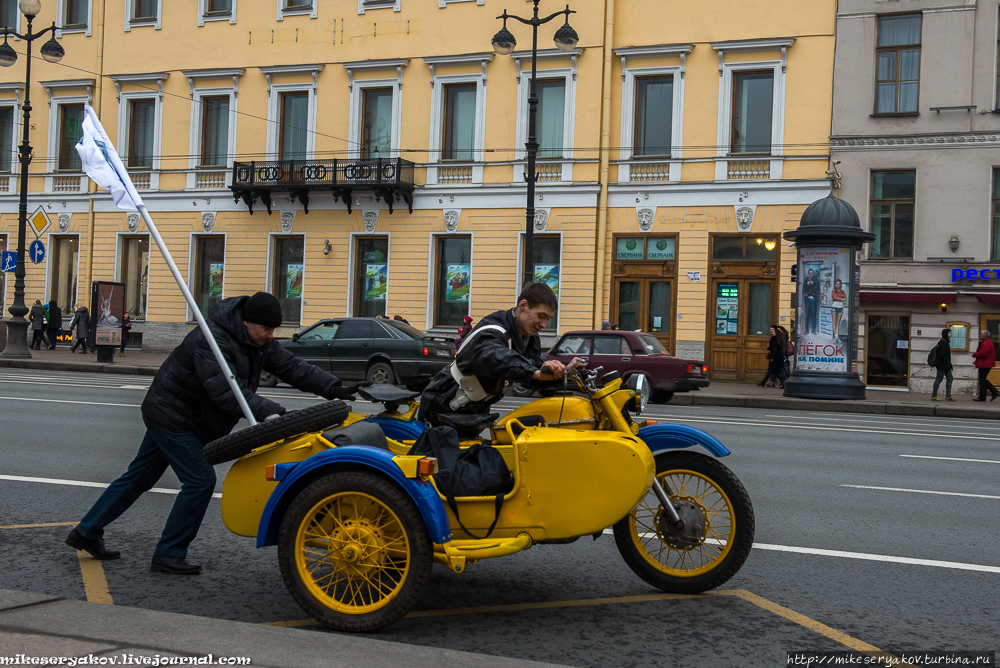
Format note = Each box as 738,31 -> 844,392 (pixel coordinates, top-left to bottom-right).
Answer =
615,238 -> 644,260
715,283 -> 738,336
445,264 -> 470,302
365,264 -> 387,301
533,264 -> 559,295
209,263 -> 224,296
285,263 -> 304,299
646,238 -> 675,261
796,247 -> 851,372
92,280 -> 125,346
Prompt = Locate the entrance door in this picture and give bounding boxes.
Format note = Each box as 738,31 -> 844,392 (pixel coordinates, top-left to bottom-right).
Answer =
865,314 -> 910,387
980,315 -> 1000,387
613,279 -> 674,353
708,279 -> 772,380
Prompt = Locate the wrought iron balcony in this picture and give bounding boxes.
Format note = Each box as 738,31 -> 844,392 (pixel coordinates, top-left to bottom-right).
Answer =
230,157 -> 416,215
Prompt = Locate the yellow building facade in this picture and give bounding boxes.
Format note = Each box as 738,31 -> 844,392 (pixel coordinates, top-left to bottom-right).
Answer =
0,0 -> 835,380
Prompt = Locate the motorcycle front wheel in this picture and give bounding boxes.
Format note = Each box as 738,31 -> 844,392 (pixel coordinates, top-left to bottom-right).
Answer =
613,451 -> 754,594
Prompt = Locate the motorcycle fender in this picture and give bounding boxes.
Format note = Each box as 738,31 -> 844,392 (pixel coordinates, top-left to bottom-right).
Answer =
637,423 -> 731,458
365,415 -> 426,441
256,446 -> 452,548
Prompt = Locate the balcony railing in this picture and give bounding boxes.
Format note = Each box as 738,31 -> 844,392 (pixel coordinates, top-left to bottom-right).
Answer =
231,157 -> 416,215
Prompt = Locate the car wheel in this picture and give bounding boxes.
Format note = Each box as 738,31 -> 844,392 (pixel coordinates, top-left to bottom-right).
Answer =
366,361 -> 395,385
651,390 -> 674,404
259,370 -> 279,388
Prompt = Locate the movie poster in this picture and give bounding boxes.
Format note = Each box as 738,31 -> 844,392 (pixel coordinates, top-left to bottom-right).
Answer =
365,264 -> 387,301
445,264 -> 470,301
285,263 -> 304,299
533,264 -> 559,295
796,247 -> 852,372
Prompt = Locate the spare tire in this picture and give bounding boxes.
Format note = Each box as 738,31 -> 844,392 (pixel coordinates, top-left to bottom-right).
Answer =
204,400 -> 350,465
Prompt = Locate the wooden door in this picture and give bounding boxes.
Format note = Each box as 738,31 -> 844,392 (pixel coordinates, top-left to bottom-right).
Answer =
612,278 -> 675,354
708,279 -> 773,380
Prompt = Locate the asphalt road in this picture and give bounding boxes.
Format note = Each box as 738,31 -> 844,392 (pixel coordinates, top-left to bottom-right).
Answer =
1,369 -> 997,667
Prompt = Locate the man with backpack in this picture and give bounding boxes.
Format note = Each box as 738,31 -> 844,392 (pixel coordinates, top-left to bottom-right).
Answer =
929,328 -> 955,402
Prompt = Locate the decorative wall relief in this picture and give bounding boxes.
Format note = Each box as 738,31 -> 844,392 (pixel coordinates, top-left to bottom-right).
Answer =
533,209 -> 549,232
736,206 -> 756,232
637,208 -> 654,232
363,211 -> 379,233
201,212 -> 216,233
127,213 -> 140,233
280,211 -> 295,233
58,214 -> 70,233
444,210 -> 460,233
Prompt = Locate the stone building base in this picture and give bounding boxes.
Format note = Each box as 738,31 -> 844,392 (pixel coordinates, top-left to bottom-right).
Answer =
675,340 -> 706,362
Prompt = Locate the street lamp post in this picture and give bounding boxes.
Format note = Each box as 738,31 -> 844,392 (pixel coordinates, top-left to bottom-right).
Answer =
0,0 -> 64,359
492,2 -> 578,291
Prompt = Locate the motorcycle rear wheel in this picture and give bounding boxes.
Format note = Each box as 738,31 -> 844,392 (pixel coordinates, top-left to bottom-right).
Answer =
613,451 -> 754,594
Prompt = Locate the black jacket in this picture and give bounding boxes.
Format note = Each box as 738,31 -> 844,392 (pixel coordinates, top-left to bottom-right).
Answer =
933,337 -> 953,371
767,332 -> 786,362
418,308 -> 548,425
46,304 -> 62,331
141,295 -> 343,444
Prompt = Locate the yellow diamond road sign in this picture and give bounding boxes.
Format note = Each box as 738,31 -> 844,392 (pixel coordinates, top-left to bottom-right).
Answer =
28,208 -> 51,238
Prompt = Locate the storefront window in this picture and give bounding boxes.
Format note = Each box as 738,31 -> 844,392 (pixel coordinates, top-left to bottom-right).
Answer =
120,236 -> 149,320
866,314 -> 910,387
193,236 -> 225,319
948,322 -> 969,352
434,236 -> 471,328
712,236 -> 778,261
355,237 -> 388,318
273,236 -> 304,324
527,235 -> 560,330
50,236 -> 79,313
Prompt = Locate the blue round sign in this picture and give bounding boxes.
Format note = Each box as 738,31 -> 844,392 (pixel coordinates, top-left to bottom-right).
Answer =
28,240 -> 45,265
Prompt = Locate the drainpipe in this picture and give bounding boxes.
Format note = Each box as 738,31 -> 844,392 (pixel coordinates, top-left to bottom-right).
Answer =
592,0 -> 614,329
83,0 -> 106,291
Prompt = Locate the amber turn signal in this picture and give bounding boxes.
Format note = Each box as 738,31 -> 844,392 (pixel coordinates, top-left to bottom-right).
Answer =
265,464 -> 276,481
417,457 -> 439,477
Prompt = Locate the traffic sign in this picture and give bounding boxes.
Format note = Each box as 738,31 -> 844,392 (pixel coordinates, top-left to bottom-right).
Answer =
29,240 -> 45,264
28,207 -> 51,238
1,250 -> 16,273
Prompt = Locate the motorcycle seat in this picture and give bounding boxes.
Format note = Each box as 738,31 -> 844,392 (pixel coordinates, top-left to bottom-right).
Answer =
358,385 -> 421,404
437,413 -> 500,433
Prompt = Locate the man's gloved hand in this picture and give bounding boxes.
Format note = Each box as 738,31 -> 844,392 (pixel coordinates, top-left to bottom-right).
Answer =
328,381 -> 373,401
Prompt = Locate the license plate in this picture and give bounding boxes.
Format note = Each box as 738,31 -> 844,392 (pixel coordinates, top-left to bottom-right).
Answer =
436,349 -> 452,357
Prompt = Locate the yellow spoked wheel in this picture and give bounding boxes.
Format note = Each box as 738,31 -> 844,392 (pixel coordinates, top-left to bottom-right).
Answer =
278,472 -> 432,632
613,451 -> 754,594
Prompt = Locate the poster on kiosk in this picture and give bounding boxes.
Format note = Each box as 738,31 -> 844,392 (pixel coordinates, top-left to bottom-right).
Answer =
91,281 -> 126,347
796,248 -> 853,373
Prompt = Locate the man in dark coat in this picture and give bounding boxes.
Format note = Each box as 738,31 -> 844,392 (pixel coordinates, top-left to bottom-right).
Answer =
46,300 -> 62,349
803,269 -> 820,334
66,292 -> 364,574
418,282 -> 581,427
930,328 -> 954,401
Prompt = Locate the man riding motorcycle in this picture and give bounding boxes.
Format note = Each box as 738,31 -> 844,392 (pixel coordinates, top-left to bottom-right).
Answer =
418,282 -> 582,427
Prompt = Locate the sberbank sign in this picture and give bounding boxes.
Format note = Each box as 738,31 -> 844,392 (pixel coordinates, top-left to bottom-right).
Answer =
952,268 -> 1000,281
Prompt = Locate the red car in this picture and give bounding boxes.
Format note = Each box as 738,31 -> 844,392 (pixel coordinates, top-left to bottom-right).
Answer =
542,330 -> 709,404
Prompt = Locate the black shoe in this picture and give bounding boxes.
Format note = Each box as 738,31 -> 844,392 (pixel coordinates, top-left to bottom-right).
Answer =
992,394 -> 998,402
973,398 -> 986,402
65,529 -> 120,560
150,555 -> 202,575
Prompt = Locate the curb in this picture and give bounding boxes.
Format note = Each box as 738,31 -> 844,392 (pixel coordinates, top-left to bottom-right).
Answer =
0,359 -> 159,376
681,392 -> 998,419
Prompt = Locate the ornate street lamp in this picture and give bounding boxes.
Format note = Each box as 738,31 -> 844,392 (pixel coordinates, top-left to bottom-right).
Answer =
0,0 -> 64,359
492,2 -> 578,291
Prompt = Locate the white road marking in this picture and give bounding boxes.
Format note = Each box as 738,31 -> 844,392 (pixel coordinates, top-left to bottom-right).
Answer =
0,396 -> 140,407
900,454 -> 1000,465
841,484 -> 1000,500
766,413 -> 1000,431
0,378 -> 149,390
0,474 -> 222,499
655,416 -> 1000,442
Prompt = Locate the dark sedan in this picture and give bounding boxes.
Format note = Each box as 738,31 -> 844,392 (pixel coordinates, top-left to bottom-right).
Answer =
545,330 -> 709,404
260,317 -> 455,389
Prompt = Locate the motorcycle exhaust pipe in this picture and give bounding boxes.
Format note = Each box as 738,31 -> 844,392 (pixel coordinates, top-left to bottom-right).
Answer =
651,478 -> 685,530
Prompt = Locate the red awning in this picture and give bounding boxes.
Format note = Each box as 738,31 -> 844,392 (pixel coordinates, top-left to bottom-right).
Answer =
975,293 -> 1000,305
859,290 -> 957,303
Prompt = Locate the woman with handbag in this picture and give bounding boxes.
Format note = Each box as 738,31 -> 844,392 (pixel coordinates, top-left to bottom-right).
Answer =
830,279 -> 847,341
757,325 -> 787,388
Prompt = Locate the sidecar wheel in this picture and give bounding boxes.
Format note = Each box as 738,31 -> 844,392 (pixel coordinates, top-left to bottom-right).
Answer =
277,471 -> 432,632
613,451 -> 754,594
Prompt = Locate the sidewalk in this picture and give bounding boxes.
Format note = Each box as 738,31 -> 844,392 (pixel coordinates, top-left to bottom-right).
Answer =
2,346 -> 997,419
0,589 -> 565,668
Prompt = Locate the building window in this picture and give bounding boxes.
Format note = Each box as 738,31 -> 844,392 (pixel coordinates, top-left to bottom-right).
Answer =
284,0 -> 311,8
279,92 -> 308,161
50,236 -> 79,314
870,170 -> 915,259
875,14 -> 921,114
64,0 -> 88,26
992,168 -> 1000,260
207,0 -> 231,13
731,71 -> 773,155
272,236 -> 304,324
1,0 -> 17,28
536,79 -> 565,158
710,235 -> 778,261
120,236 -> 149,320
0,106 -> 14,173
525,235 -> 560,330
127,99 -> 155,168
58,104 -> 85,171
361,88 -> 392,159
193,236 -> 225,319
634,76 -> 673,157
434,236 -> 471,328
443,83 -> 476,161
948,322 -> 970,352
200,96 -> 230,167
354,237 -> 388,318
132,0 -> 156,20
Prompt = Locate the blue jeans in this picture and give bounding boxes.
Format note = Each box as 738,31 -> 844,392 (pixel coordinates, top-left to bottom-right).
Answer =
932,369 -> 953,398
805,298 -> 818,333
76,415 -> 216,559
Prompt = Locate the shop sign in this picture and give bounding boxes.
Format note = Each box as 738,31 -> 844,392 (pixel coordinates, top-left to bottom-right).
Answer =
951,268 -> 1000,281
796,247 -> 852,372
645,238 -> 675,261
615,238 -> 644,260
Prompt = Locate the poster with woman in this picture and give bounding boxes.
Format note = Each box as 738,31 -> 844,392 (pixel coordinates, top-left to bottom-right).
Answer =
285,264 -> 304,299
796,248 -> 851,372
446,264 -> 470,301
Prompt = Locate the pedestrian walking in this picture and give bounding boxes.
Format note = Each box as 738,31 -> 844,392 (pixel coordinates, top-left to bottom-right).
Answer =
46,299 -> 62,350
29,300 -> 45,350
120,310 -> 131,357
757,325 -> 787,388
972,329 -> 998,402
65,292 -> 369,575
929,328 -> 955,401
601,320 -> 611,331
68,303 -> 91,354
777,325 -> 793,380
455,315 -> 473,347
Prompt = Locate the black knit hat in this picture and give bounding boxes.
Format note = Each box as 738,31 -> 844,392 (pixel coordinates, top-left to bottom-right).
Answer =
241,292 -> 283,328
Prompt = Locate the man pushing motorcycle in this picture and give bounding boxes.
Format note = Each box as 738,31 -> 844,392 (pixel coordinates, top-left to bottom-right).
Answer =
419,282 -> 583,427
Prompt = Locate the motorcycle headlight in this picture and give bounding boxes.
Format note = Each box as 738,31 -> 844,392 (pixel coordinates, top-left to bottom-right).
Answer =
626,374 -> 650,414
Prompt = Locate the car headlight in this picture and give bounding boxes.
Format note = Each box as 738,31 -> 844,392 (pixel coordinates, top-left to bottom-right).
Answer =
626,374 -> 650,413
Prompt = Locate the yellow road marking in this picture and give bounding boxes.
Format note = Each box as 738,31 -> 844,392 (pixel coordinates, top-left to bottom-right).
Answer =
0,522 -> 77,529
75,551 -> 114,606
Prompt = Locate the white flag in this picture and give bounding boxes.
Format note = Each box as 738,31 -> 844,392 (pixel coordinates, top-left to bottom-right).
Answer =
75,104 -> 145,211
